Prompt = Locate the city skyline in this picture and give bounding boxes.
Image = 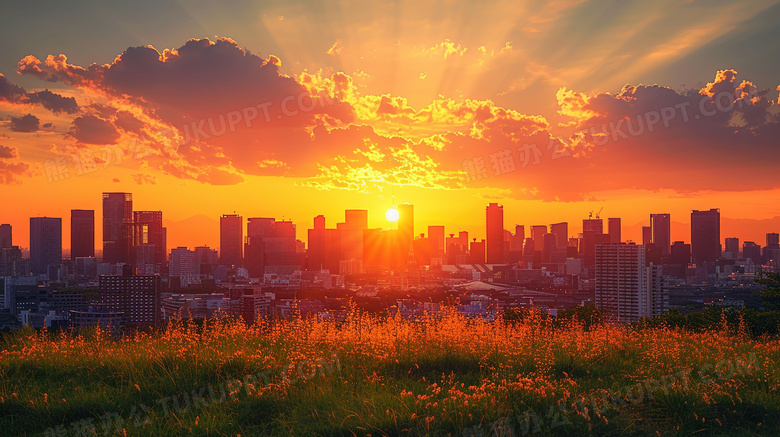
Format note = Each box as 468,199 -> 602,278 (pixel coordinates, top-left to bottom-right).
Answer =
2,193 -> 779,254
2,1 -> 780,254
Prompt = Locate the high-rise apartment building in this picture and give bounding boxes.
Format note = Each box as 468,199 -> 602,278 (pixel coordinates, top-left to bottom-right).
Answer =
595,243 -> 668,323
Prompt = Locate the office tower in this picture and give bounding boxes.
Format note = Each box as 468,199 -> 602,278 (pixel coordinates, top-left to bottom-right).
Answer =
669,241 -> 691,279
486,203 -> 504,263
583,218 -> 603,234
1,246 -> 28,277
608,218 -> 621,244
724,238 -> 740,258
2,277 -> 41,315
767,233 -> 780,249
307,215 -> 327,271
99,274 -> 160,326
531,225 -> 547,252
102,192 -> 133,264
397,204 -> 414,264
133,211 -> 165,266
428,225 -> 446,263
642,226 -> 652,245
595,243 -> 668,323
650,214 -> 671,257
542,233 -> 557,263
509,226 -> 524,253
550,222 -> 568,249
742,242 -> 761,263
469,239 -> 486,264
194,246 -> 219,274
30,217 -> 62,276
219,214 -> 243,267
341,210 -> 368,263
245,217 -> 299,275
169,247 -> 196,277
691,209 -> 721,264
70,210 -> 95,261
0,224 -> 11,248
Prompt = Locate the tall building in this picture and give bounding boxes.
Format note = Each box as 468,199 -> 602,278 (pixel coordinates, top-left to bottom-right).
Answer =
583,218 -> 603,234
219,214 -> 243,267
169,247 -> 196,277
99,274 -> 160,326
724,237 -> 740,258
486,203 -> 504,263
608,218 -> 621,244
102,192 -> 133,264
742,241 -> 761,263
397,204 -> 414,264
691,209 -> 720,265
767,233 -> 780,249
0,224 -> 11,248
341,210 -> 368,263
30,217 -> 62,276
70,210 -> 95,260
428,225 -> 445,263
246,217 -> 299,275
531,225 -> 547,252
650,214 -> 671,257
550,222 -> 568,249
642,226 -> 652,245
595,243 -> 668,323
133,211 -> 165,266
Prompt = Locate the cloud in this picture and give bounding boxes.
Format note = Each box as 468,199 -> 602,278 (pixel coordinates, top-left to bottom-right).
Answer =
132,173 -> 157,185
0,144 -> 17,158
0,73 -> 78,114
0,144 -> 28,184
68,115 -> 120,144
9,114 -> 40,132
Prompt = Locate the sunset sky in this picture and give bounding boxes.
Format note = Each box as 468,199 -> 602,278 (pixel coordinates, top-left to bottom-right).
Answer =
2,0 -> 780,251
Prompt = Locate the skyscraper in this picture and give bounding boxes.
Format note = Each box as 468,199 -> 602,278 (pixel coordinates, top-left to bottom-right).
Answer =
0,224 -> 11,248
71,210 -> 95,260
102,192 -> 133,264
583,218 -> 603,234
220,214 -> 243,267
608,218 -> 621,244
724,237 -> 740,258
691,209 -> 720,265
486,203 -> 504,263
531,225 -> 547,252
595,243 -> 668,322
642,226 -> 652,245
342,210 -> 368,263
428,225 -> 445,263
550,222 -> 568,249
398,204 -> 414,264
133,211 -> 165,266
30,217 -> 62,275
650,214 -> 671,257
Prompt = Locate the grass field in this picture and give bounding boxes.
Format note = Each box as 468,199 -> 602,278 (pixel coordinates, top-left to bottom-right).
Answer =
0,307 -> 778,436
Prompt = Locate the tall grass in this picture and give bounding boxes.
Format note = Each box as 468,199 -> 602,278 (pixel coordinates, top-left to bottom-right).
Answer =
0,306 -> 778,436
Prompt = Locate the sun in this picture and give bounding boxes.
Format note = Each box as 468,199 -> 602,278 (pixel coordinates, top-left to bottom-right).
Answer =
385,206 -> 399,222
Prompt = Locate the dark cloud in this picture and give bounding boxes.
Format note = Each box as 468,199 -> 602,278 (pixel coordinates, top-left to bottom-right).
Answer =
0,144 -> 17,158
22,90 -> 78,114
69,115 -> 120,144
114,111 -> 144,133
0,73 -> 78,114
9,114 -> 40,132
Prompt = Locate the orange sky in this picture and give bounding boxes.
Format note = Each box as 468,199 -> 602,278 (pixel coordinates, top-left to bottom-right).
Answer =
2,0 -> 780,252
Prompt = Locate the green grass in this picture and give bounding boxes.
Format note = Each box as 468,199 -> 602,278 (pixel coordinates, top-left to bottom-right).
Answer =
0,309 -> 778,436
